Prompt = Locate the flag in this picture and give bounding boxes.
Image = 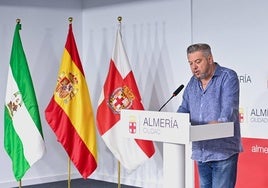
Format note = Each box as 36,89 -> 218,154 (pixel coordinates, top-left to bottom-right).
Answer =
4,22 -> 45,181
96,24 -> 155,170
45,22 -> 97,178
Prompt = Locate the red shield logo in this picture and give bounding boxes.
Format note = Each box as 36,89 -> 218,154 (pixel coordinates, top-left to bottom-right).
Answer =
129,115 -> 137,134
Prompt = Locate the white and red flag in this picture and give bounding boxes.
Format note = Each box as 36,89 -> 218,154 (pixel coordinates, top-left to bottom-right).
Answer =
96,24 -> 155,171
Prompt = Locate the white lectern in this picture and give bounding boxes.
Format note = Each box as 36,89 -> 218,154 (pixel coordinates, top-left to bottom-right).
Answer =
119,109 -> 234,188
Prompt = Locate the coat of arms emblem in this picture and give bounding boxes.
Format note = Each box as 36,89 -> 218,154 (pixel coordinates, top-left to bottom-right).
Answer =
56,72 -> 78,103
7,91 -> 22,117
108,85 -> 135,114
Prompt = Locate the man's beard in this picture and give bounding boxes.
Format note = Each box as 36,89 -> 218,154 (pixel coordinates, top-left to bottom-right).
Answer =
195,72 -> 207,80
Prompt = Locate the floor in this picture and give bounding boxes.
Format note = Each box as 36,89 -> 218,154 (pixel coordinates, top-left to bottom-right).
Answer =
14,178 -> 141,188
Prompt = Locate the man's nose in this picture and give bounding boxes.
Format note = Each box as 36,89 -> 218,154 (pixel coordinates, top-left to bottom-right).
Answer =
192,63 -> 198,69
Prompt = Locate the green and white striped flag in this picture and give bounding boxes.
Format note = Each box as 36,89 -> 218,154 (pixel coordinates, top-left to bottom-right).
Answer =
4,22 -> 45,181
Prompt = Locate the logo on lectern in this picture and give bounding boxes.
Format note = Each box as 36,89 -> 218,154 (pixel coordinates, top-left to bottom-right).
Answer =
128,115 -> 137,134
239,108 -> 245,123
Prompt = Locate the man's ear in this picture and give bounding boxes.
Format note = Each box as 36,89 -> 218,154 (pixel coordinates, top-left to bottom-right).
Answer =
208,55 -> 214,64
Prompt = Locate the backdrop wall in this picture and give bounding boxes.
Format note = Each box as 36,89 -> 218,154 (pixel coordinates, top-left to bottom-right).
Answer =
0,0 -> 84,187
192,1 -> 268,187
81,1 -> 191,187
0,0 -> 267,187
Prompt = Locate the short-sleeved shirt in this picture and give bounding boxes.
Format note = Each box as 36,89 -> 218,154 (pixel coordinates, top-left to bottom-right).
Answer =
177,63 -> 243,162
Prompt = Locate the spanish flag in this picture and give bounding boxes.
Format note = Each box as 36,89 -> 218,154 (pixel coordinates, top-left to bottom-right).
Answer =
45,21 -> 97,178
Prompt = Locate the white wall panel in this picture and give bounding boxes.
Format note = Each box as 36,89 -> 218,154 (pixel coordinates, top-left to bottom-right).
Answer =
0,0 -> 82,187
192,0 -> 268,137
0,0 -> 192,187
81,0 -> 191,187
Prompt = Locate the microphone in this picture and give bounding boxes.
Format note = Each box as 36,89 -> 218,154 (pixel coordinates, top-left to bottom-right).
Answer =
158,84 -> 184,111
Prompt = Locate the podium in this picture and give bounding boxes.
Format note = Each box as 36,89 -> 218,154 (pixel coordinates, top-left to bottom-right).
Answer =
119,109 -> 234,188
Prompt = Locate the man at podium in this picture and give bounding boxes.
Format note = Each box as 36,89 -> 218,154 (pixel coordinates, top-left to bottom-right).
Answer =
177,43 -> 243,188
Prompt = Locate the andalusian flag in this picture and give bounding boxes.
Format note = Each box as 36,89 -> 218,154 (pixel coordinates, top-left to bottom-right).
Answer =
4,21 -> 45,181
45,21 -> 97,178
96,23 -> 155,171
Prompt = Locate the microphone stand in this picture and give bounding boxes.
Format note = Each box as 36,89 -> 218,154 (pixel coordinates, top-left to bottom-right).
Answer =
158,84 -> 184,112
158,95 -> 175,111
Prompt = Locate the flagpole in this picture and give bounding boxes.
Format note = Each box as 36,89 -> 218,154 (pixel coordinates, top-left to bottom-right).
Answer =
68,158 -> 71,188
16,18 -> 21,24
118,161 -> 121,188
16,19 -> 21,188
68,16 -> 73,24
16,18 -> 22,188
19,180 -> 22,188
117,16 -> 122,188
66,17 -> 73,188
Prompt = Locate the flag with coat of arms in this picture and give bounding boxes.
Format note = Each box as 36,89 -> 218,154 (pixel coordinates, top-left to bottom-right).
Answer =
45,20 -> 97,178
96,21 -> 155,171
4,21 -> 45,181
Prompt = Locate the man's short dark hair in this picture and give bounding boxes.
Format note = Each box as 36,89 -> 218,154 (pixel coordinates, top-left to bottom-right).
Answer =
187,43 -> 212,57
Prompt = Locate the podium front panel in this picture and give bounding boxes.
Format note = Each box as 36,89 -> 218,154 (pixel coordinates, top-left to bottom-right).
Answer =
120,109 -> 190,144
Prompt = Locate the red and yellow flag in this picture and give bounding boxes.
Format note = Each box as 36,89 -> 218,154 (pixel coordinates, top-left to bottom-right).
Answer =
45,22 -> 97,178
